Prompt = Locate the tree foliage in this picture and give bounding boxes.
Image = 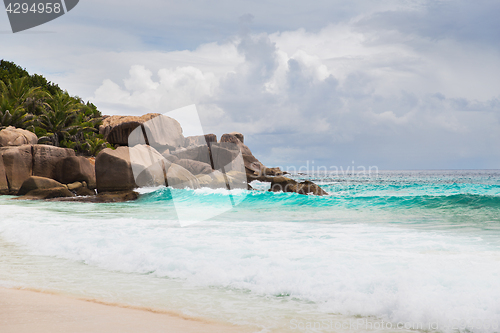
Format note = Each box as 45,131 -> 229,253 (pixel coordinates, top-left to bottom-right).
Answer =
0,59 -> 109,156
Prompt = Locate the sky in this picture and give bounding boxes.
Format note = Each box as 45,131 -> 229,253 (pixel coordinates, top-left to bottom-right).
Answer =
1,0 -> 499,170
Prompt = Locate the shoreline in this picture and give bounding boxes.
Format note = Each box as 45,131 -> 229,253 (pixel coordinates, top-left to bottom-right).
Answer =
0,287 -> 255,333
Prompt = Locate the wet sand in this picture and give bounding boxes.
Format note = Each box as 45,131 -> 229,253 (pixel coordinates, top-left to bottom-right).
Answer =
0,287 -> 254,333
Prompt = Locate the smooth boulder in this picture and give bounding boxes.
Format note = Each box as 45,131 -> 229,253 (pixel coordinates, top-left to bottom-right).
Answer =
32,145 -> 76,179
184,134 -> 217,147
141,114 -> 185,152
171,145 -> 211,165
176,159 -> 212,175
195,170 -> 246,189
17,176 -> 66,196
55,156 -> 96,189
269,176 -> 328,196
0,145 -> 33,193
228,132 -> 244,143
129,144 -> 169,187
95,147 -> 137,192
0,126 -> 38,147
166,163 -> 200,189
18,187 -> 74,200
0,144 -> 77,194
96,145 -> 169,192
209,143 -> 239,169
99,113 -> 160,146
0,156 -> 8,194
162,152 -> 180,164
66,182 -> 83,191
219,133 -> 267,177
75,187 -> 96,196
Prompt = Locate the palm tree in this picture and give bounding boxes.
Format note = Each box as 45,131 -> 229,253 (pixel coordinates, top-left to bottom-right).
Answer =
37,91 -> 81,147
84,134 -> 109,156
0,77 -> 45,129
0,109 -> 35,130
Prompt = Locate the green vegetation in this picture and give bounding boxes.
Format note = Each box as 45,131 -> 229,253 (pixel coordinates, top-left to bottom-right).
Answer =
0,60 -> 110,156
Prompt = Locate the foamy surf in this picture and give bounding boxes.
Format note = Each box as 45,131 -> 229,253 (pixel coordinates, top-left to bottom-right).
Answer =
1,170 -> 500,332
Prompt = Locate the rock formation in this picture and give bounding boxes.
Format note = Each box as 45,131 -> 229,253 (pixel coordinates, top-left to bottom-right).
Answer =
1,116 -> 328,199
0,145 -> 33,193
55,156 -> 96,189
95,146 -> 137,192
0,144 -> 79,194
269,177 -> 328,196
0,126 -> 38,147
17,187 -> 74,200
32,145 -> 76,179
99,114 -> 159,146
17,176 -> 67,196
0,156 -> 8,195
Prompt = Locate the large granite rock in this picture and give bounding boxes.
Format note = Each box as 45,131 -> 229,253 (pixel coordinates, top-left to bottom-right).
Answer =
228,132 -> 244,143
32,145 -> 76,179
0,155 -> 9,194
0,144 -> 77,194
17,176 -> 66,196
0,126 -> 38,147
141,114 -> 185,152
129,144 -> 169,188
219,133 -> 265,175
55,156 -> 96,189
89,191 -> 138,202
17,187 -> 74,200
162,152 -> 180,164
209,143 -> 238,169
220,133 -> 284,180
95,147 -> 136,192
0,145 -> 33,193
100,113 -> 186,153
75,187 -> 96,196
195,170 -> 247,190
220,133 -> 253,155
226,170 -> 248,189
195,170 -> 227,189
269,176 -> 328,196
176,159 -> 212,175
96,145 -> 169,192
99,113 -> 160,146
166,163 -> 200,189
171,145 -> 211,165
209,142 -> 246,173
184,134 -> 217,147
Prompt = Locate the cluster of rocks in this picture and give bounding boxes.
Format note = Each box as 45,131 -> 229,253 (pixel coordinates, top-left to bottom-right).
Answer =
98,114 -> 327,195
0,115 -> 327,201
0,127 -> 97,200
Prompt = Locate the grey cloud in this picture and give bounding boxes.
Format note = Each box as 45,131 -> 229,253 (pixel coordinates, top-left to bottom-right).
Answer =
356,0 -> 500,47
202,33 -> 500,169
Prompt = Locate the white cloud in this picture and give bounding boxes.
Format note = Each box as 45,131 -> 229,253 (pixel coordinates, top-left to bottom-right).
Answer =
86,21 -> 500,168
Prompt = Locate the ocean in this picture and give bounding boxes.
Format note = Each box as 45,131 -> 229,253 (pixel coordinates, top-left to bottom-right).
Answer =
1,170 -> 500,332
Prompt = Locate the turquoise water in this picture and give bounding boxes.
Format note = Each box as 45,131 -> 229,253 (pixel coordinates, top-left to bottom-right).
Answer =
1,170 -> 500,332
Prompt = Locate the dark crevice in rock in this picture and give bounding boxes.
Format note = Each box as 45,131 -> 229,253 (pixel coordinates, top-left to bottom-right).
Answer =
140,124 -> 150,146
30,145 -> 35,177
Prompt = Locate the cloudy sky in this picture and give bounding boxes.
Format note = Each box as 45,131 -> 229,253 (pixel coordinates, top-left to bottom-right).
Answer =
2,0 -> 499,169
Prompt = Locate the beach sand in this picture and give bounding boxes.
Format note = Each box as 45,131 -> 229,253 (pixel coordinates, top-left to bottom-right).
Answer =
0,287 -> 255,333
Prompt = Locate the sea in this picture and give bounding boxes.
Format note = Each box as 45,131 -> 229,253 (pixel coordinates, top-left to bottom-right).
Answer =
1,170 -> 500,333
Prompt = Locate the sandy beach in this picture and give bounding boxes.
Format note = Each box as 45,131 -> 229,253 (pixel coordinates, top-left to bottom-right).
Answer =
0,288 -> 254,333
